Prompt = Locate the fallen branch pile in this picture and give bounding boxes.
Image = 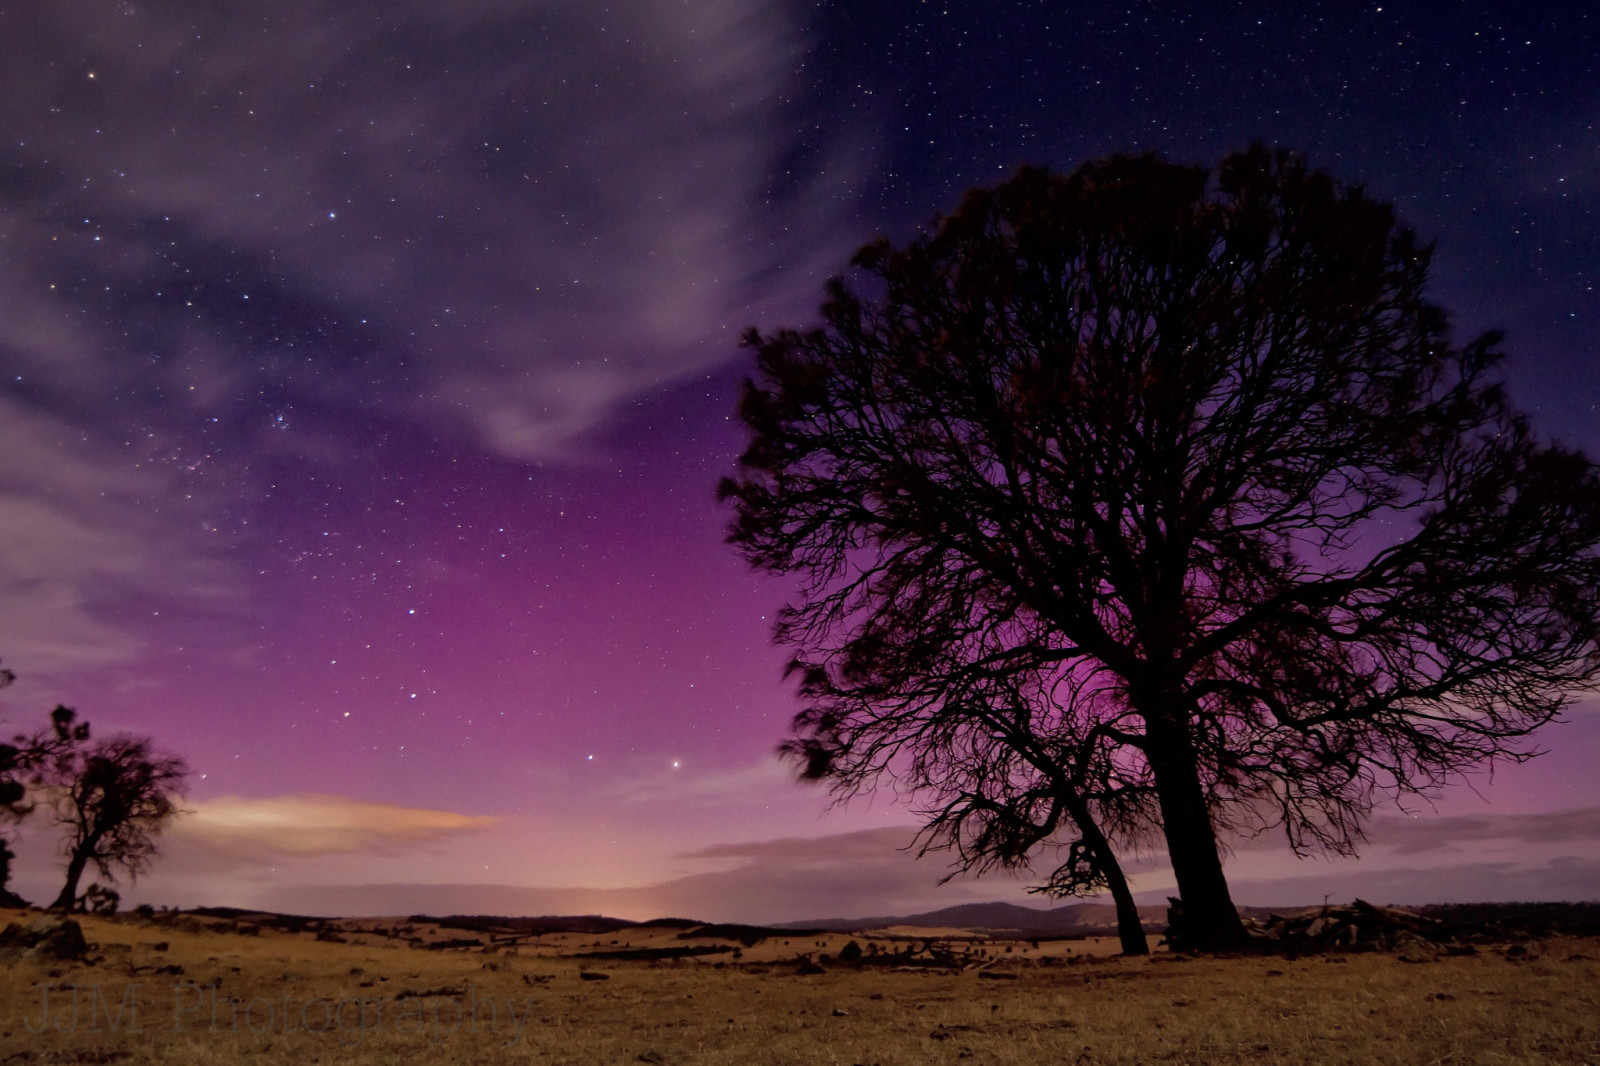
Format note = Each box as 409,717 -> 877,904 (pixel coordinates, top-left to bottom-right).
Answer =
1243,899 -> 1472,958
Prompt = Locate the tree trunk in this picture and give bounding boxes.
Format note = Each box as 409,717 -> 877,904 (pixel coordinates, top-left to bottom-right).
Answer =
1101,848 -> 1149,956
1142,709 -> 1251,952
1066,795 -> 1149,955
51,849 -> 90,912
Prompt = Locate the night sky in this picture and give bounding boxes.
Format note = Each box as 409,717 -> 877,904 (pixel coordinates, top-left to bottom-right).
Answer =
2,1 -> 1597,920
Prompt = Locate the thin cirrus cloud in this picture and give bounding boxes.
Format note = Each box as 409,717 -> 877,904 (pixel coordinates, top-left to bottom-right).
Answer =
262,826 -> 1019,923
1361,807 -> 1600,853
1,0 -> 857,462
3,792 -> 502,909
213,808 -> 1600,920
171,792 -> 499,863
0,398 -> 227,683
0,0 -> 863,683
1215,805 -> 1600,856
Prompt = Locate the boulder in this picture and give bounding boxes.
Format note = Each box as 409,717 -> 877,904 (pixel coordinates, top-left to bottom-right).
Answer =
0,915 -> 90,964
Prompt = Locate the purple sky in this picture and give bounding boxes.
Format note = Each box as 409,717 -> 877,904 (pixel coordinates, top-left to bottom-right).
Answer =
2,0 -> 1597,919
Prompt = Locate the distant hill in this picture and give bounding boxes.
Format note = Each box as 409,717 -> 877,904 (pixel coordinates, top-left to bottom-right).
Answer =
174,894 -> 1600,941
778,900 -> 1169,936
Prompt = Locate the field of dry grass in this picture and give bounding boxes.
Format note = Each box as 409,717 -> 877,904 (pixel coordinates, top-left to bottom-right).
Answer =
2,906 -> 1597,1065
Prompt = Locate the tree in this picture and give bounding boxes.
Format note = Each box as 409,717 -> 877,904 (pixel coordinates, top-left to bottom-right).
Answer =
721,146 -> 1600,951
0,661 -> 23,899
44,735 -> 188,911
786,625 -> 1158,954
1,661 -> 91,904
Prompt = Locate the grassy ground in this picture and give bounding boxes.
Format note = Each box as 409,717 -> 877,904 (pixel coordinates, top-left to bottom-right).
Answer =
2,907 -> 1596,1064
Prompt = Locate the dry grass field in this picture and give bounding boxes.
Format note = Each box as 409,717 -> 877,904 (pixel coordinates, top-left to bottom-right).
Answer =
2,906 -> 1597,1065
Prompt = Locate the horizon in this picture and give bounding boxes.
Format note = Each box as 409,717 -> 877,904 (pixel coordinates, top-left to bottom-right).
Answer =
2,2 -> 1598,924
10,806 -> 1600,924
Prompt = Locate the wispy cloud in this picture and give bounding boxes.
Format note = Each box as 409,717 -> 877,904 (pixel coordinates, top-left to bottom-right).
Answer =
0,398 -> 226,681
262,823 -> 1030,923
1362,807 -> 1600,853
2,0 -> 860,463
120,810 -> 1600,919
605,757 -> 798,808
1219,857 -> 1600,909
172,793 -> 498,862
1214,805 -> 1600,856
0,0 -> 870,679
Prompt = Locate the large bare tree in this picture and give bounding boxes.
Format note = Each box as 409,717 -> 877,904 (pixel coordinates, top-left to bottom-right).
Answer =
721,147 -> 1600,951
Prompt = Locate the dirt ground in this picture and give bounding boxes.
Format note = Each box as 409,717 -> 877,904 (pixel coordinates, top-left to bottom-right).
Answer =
2,907 -> 1597,1064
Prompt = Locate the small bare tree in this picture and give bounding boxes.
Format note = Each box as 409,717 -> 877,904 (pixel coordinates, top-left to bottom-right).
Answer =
1,661 -> 91,903
45,735 -> 188,911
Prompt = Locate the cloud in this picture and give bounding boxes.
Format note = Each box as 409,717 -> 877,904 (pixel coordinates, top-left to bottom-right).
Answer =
2,0 -> 862,462
0,0 -> 872,684
1361,807 -> 1600,853
0,398 -> 227,680
47,808 -> 1599,920
1217,857 -> 1600,909
604,757 -> 796,808
172,793 -> 498,862
682,827 -> 922,866
1214,806 -> 1600,856
259,825 -> 1039,922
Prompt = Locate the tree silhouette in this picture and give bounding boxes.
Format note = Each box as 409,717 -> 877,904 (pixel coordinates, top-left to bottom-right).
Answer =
45,735 -> 187,911
721,147 -> 1600,951
1,662 -> 90,904
0,662 -> 22,900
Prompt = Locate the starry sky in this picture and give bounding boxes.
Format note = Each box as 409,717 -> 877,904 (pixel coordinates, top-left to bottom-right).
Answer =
2,1 -> 1597,920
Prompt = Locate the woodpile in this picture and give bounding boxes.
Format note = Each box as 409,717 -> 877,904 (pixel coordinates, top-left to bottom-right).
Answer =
1243,899 -> 1465,957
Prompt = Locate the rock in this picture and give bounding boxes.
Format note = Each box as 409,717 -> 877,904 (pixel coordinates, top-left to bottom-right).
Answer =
578,971 -> 610,981
977,971 -> 1018,981
795,961 -> 826,975
1396,937 -> 1441,964
32,917 -> 89,960
832,1008 -> 849,1017
0,916 -> 91,963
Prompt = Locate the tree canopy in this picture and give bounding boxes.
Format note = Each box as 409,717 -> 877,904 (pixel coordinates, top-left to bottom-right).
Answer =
721,146 -> 1600,951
